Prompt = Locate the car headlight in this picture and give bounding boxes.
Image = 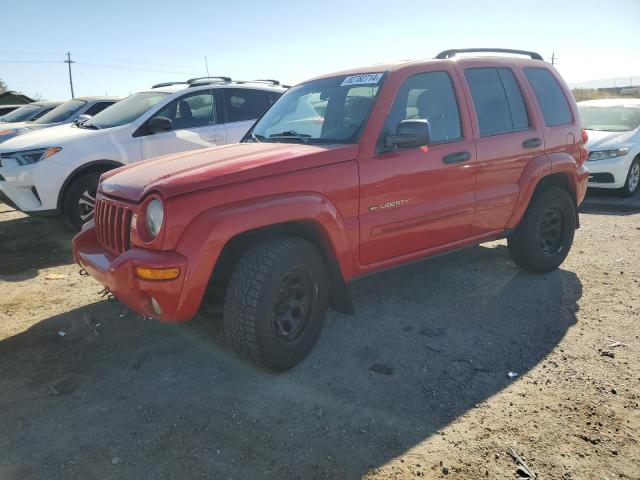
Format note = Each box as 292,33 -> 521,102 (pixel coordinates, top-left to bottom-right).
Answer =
145,198 -> 164,239
0,147 -> 62,166
588,147 -> 630,161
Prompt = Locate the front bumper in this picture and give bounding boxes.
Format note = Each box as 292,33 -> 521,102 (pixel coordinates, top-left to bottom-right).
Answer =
73,225 -> 193,322
0,159 -> 65,212
586,154 -> 632,189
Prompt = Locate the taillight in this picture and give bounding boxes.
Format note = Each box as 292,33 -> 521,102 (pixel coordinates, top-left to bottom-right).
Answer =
579,129 -> 589,164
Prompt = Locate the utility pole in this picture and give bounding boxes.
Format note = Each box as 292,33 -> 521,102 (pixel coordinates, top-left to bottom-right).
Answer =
204,56 -> 210,77
551,52 -> 556,66
64,52 -> 75,98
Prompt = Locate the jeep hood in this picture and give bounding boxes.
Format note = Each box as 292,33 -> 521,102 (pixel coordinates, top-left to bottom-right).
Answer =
100,142 -> 358,201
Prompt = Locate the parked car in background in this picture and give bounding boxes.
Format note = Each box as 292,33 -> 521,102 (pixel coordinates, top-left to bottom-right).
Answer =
0,101 -> 62,123
0,97 -> 119,143
73,48 -> 589,371
578,98 -> 640,197
0,78 -> 285,229
0,105 -> 23,117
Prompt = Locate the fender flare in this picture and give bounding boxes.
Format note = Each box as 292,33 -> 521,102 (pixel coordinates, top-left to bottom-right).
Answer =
57,160 -> 124,211
173,193 -> 356,318
506,152 -> 584,230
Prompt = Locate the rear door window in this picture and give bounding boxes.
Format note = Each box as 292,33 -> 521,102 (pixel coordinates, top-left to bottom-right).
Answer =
223,89 -> 279,123
464,67 -> 530,137
524,67 -> 572,127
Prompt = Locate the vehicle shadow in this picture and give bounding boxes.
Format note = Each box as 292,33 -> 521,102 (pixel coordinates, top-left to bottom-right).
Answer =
580,189 -> 640,216
0,206 -> 73,280
0,243 -> 581,479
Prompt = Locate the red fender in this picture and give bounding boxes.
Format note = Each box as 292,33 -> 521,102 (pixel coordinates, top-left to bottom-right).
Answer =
172,193 -> 356,320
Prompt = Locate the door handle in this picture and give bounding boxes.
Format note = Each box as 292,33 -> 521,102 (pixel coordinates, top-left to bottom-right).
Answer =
522,138 -> 542,148
442,151 -> 471,164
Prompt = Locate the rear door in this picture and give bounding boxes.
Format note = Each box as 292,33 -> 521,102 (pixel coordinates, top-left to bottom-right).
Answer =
139,89 -> 226,159
358,66 -> 477,265
457,61 -> 545,234
220,88 -> 281,142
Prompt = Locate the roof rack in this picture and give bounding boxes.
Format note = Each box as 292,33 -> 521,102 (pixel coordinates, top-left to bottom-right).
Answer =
187,76 -> 232,84
435,48 -> 543,61
151,81 -> 189,88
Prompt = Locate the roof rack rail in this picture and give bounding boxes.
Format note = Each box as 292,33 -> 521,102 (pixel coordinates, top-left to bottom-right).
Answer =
152,81 -> 189,88
187,76 -> 232,84
435,48 -> 543,61
235,79 -> 282,86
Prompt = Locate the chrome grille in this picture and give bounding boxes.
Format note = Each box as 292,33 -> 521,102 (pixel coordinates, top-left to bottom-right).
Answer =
95,198 -> 132,254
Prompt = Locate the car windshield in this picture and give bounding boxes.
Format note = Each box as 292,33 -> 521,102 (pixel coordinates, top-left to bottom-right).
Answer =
579,105 -> 640,132
32,99 -> 87,124
83,91 -> 168,129
0,104 -> 42,123
248,73 -> 384,144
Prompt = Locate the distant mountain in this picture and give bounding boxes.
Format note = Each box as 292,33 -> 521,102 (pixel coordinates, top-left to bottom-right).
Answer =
570,76 -> 640,89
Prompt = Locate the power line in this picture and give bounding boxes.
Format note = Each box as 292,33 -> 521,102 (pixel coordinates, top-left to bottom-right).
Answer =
77,61 -> 200,76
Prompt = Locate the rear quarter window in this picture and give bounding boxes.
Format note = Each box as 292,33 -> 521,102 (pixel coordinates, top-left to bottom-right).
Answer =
524,67 -> 573,127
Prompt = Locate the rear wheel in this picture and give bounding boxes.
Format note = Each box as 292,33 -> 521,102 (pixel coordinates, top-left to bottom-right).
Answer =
507,186 -> 576,273
61,172 -> 101,231
618,157 -> 639,197
223,237 -> 330,371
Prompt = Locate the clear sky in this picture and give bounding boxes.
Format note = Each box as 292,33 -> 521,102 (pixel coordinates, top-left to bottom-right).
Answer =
1,0 -> 639,100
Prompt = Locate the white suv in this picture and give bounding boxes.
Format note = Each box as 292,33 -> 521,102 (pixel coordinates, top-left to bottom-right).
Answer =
0,78 -> 285,229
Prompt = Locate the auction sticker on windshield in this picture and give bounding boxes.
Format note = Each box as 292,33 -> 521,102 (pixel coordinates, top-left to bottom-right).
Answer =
340,73 -> 384,87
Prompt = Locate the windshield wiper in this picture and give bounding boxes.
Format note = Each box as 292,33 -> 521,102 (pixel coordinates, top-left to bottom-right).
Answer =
251,132 -> 264,143
268,130 -> 311,143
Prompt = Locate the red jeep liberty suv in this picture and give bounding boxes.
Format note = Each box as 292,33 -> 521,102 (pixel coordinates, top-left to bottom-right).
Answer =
73,48 -> 589,371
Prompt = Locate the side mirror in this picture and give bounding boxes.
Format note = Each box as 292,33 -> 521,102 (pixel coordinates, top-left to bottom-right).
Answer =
75,114 -> 91,125
148,116 -> 172,134
385,119 -> 431,150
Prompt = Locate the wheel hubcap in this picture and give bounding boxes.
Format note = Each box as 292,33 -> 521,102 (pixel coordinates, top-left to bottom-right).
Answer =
538,206 -> 564,255
78,190 -> 96,222
629,163 -> 639,193
273,269 -> 314,341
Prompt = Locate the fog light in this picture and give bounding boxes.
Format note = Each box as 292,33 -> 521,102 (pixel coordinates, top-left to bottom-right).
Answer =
150,297 -> 162,316
135,266 -> 180,280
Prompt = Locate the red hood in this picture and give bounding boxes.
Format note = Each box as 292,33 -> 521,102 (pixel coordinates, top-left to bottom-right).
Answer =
99,142 -> 358,202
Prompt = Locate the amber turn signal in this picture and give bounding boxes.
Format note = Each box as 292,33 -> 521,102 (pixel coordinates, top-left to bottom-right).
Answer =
134,266 -> 180,281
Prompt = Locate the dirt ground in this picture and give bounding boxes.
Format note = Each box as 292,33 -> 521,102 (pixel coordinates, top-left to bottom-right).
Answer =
0,191 -> 638,480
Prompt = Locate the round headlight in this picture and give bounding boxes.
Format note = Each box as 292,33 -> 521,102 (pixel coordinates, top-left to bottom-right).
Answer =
145,198 -> 164,239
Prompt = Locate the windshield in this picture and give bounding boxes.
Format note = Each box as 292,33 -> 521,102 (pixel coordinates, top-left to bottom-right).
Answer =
32,99 -> 87,124
248,73 -> 384,144
579,105 -> 640,132
83,91 -> 168,129
0,104 -> 42,123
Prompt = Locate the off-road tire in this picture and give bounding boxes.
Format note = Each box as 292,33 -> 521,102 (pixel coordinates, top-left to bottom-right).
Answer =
62,172 -> 101,231
508,186 -> 576,273
223,237 -> 330,371
618,157 -> 639,198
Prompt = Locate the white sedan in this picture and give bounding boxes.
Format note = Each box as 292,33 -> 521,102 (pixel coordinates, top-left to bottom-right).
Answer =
578,98 -> 640,197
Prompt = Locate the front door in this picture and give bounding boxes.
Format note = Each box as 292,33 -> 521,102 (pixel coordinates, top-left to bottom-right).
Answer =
140,89 -> 226,159
358,67 -> 477,266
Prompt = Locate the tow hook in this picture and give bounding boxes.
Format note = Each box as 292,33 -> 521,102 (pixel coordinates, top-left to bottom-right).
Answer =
98,287 -> 118,303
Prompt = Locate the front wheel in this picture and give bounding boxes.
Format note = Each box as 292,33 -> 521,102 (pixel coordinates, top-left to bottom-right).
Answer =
508,186 -> 576,273
61,172 -> 101,231
223,237 -> 330,371
618,157 -> 639,198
